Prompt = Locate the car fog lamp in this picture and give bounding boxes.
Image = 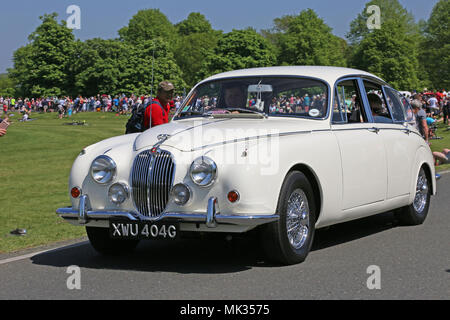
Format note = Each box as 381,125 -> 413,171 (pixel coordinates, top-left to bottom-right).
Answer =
227,190 -> 240,203
71,187 -> 81,198
108,183 -> 129,205
90,155 -> 116,184
171,183 -> 191,205
189,156 -> 217,187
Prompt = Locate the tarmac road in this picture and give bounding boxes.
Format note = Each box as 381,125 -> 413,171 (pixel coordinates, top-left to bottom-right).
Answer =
0,174 -> 449,300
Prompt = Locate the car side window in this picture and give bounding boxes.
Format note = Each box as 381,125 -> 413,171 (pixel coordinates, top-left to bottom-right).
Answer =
400,94 -> 415,124
363,81 -> 393,123
333,79 -> 367,124
383,87 -> 409,123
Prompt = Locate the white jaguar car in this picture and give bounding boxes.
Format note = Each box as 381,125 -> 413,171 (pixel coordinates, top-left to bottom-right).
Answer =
57,66 -> 436,265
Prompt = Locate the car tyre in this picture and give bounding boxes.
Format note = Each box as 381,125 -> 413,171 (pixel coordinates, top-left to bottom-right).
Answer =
261,171 -> 316,265
395,167 -> 431,225
86,226 -> 139,255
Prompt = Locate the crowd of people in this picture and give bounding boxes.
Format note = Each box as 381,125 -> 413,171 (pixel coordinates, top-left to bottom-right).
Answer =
407,90 -> 450,169
0,94 -> 184,119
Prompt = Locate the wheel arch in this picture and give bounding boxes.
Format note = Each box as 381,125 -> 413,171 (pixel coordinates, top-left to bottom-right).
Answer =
410,146 -> 436,202
420,162 -> 435,195
287,163 -> 323,222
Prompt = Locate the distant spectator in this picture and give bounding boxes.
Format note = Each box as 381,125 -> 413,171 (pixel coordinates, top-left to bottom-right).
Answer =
433,149 -> 450,166
444,98 -> 450,125
411,99 -> 429,142
143,81 -> 174,129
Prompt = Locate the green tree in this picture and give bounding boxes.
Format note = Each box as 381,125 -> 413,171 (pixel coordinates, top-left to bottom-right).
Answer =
263,9 -> 347,67
347,0 -> 417,45
199,28 -> 276,78
176,12 -> 215,36
71,38 -> 185,96
9,13 -> 75,97
347,0 -> 422,90
420,0 -> 450,89
69,39 -> 132,96
118,9 -> 177,45
174,33 -> 218,87
173,13 -> 221,87
0,74 -> 16,97
127,39 -> 187,96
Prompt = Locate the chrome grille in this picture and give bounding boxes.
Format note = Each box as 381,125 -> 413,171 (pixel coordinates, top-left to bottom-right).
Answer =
131,150 -> 175,217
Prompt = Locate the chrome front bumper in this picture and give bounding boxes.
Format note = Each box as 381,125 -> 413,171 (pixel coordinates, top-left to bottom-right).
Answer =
56,195 -> 279,232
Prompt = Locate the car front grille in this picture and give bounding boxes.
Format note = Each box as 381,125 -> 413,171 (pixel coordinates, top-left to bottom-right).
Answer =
131,149 -> 175,217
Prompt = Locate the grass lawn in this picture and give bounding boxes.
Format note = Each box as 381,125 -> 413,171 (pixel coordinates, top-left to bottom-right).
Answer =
0,111 -> 449,253
0,111 -> 129,253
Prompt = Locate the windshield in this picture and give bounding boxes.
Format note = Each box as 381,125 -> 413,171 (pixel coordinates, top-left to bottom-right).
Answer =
174,77 -> 329,119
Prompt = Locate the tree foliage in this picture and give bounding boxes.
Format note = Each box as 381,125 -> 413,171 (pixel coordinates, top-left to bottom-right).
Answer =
0,74 -> 15,97
347,0 -> 422,90
419,0 -> 450,89
199,28 -> 276,78
70,38 -> 186,96
118,9 -> 177,45
5,5 -> 449,97
9,13 -> 75,97
176,12 -> 215,36
173,13 -> 220,87
264,9 -> 347,67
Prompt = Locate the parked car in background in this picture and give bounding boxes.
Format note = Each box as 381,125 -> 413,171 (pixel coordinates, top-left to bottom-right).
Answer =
57,66 -> 436,265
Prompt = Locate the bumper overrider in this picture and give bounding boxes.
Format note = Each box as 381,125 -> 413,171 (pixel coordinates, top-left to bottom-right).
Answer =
56,195 -> 279,232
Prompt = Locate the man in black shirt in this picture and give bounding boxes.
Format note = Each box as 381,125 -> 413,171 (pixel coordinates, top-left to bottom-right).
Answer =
443,98 -> 450,125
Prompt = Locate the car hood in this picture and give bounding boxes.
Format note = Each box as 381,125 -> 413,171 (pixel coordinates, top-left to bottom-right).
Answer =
133,117 -> 328,152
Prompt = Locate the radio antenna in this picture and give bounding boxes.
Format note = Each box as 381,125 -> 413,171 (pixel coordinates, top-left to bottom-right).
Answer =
150,44 -> 155,99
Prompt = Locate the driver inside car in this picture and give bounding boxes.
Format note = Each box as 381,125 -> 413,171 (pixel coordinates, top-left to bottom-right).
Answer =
224,85 -> 246,109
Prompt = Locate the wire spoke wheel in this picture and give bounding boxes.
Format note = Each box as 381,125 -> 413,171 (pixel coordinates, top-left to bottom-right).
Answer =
286,189 -> 310,250
413,170 -> 428,215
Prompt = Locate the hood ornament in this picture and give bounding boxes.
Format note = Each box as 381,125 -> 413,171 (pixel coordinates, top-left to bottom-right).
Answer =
152,134 -> 171,151
157,134 -> 171,142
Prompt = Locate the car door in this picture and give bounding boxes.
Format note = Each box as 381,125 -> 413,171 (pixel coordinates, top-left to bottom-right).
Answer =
331,78 -> 388,210
359,79 -> 417,200
376,85 -> 417,199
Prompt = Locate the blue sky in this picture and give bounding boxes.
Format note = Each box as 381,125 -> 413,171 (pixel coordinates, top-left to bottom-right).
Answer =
0,0 -> 439,73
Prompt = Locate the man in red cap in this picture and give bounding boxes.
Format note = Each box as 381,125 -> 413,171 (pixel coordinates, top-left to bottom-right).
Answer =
143,81 -> 174,129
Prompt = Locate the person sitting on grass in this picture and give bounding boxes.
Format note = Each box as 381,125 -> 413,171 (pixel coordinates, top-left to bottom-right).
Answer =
433,149 -> 450,166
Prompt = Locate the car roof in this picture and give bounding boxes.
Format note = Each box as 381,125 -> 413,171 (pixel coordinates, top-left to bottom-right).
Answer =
200,66 -> 388,86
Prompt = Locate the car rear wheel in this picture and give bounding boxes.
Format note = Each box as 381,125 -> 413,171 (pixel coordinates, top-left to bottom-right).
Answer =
261,171 -> 316,265
86,226 -> 140,255
395,168 -> 431,225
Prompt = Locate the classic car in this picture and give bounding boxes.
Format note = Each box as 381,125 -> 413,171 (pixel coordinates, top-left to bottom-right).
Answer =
57,66 -> 436,265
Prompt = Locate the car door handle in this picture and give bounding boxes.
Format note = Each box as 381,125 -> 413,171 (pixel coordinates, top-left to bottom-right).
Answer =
367,127 -> 380,134
402,128 -> 410,135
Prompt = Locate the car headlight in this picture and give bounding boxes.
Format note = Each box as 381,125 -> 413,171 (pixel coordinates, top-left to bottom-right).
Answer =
90,155 -> 116,184
171,183 -> 191,205
189,156 -> 217,187
108,183 -> 129,205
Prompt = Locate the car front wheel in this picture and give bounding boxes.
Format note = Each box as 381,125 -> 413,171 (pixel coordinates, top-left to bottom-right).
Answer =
262,171 -> 316,265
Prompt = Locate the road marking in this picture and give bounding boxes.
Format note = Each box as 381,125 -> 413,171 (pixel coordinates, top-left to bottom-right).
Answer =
0,241 -> 88,266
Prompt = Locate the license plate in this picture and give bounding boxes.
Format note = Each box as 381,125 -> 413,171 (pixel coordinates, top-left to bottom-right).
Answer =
109,221 -> 178,240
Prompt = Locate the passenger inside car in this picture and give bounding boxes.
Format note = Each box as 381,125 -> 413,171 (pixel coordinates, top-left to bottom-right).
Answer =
367,93 -> 392,123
